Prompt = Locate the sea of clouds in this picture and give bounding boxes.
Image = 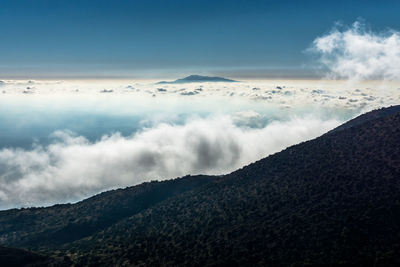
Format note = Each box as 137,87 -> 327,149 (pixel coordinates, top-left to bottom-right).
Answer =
0,20 -> 400,209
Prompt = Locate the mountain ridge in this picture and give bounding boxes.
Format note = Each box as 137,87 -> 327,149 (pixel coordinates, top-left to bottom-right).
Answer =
329,105 -> 400,134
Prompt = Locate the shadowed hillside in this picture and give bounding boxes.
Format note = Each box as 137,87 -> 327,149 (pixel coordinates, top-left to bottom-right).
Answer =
0,246 -> 54,267
1,106 -> 400,266
0,175 -> 213,249
67,106 -> 400,266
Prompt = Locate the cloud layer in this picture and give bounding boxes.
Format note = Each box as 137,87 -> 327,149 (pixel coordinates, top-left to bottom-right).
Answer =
0,115 -> 340,209
311,21 -> 400,80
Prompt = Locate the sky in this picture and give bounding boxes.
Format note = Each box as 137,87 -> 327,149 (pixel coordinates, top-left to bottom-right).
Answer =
1,0 -> 400,78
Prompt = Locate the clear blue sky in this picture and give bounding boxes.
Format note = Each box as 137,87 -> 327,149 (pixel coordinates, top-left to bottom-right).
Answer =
0,0 -> 399,78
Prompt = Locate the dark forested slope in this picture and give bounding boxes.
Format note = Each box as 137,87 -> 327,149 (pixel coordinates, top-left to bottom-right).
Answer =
68,106 -> 400,266
0,175 -> 213,249
0,246 -> 54,267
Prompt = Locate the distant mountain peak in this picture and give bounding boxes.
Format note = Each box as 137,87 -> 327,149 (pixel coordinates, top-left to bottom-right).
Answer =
157,75 -> 237,84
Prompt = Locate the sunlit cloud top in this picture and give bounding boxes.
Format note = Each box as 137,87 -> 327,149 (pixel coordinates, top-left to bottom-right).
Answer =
311,21 -> 400,80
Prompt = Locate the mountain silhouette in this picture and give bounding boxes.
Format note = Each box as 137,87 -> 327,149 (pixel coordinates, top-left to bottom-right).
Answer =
157,75 -> 237,84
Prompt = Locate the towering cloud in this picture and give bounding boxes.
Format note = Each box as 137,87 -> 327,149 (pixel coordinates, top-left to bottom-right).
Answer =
311,21 -> 400,80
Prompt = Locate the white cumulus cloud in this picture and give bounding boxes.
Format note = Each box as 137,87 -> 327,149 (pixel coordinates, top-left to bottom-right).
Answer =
311,21 -> 400,80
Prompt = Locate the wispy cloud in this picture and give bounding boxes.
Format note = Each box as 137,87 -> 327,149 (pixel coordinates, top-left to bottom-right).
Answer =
0,115 -> 340,209
310,20 -> 400,80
